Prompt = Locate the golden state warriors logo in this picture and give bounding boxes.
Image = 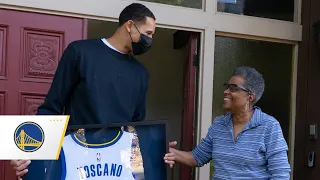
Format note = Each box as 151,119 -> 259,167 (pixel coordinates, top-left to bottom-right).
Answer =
14,122 -> 45,152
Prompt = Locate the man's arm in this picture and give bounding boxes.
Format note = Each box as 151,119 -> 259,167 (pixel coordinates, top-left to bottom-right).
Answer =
37,42 -> 80,115
132,70 -> 149,121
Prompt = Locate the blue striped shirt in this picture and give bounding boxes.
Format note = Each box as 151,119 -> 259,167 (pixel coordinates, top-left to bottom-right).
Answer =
192,107 -> 291,179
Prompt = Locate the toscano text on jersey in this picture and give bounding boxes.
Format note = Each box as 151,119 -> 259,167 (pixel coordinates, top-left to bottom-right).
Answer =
60,131 -> 137,180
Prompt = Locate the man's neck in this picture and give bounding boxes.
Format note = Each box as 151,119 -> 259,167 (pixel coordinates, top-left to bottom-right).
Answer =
106,29 -> 131,54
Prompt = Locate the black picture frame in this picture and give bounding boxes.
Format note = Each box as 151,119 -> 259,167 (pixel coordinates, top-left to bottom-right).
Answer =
66,119 -> 169,152
23,120 -> 169,180
65,120 -> 169,180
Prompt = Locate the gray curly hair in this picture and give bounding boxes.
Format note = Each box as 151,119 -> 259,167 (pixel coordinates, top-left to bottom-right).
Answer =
232,66 -> 265,104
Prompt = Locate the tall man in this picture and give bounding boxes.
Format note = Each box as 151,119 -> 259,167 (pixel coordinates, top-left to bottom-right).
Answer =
10,3 -> 156,179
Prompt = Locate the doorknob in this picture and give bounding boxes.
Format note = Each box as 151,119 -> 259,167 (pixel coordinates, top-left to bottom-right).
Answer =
308,151 -> 315,168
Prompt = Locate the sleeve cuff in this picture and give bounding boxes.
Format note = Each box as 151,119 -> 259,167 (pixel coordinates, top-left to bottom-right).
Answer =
191,149 -> 202,167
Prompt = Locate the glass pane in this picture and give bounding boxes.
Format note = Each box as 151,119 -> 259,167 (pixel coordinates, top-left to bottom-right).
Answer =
211,36 -> 294,178
217,0 -> 294,21
138,0 -> 202,9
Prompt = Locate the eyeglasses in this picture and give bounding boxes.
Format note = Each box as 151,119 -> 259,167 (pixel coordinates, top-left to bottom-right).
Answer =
223,83 -> 251,94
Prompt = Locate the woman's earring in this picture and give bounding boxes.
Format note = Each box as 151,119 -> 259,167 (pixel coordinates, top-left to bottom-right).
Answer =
245,101 -> 249,111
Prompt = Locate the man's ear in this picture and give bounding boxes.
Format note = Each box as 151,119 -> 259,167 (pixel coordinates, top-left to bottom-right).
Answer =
125,20 -> 134,33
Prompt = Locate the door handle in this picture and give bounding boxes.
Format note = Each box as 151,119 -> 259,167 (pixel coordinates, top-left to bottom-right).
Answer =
308,151 -> 315,168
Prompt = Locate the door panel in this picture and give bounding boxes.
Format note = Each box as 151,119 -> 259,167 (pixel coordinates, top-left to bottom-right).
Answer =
180,32 -> 199,180
293,0 -> 320,178
303,0 -> 320,177
0,25 -> 7,115
0,8 -> 87,180
20,29 -> 64,83
0,25 -> 7,80
0,91 -> 5,115
20,93 -> 46,115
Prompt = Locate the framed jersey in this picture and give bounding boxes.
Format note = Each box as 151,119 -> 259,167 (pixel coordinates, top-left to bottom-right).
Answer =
41,120 -> 168,180
61,131 -> 137,180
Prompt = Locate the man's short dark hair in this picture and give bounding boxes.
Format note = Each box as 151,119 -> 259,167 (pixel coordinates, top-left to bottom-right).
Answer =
118,3 -> 156,27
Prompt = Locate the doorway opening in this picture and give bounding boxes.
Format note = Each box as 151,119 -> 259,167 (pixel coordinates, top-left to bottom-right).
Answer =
211,35 -> 295,178
87,19 -> 200,180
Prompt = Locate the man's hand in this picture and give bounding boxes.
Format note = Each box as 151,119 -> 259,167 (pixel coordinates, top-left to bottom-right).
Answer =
164,141 -> 178,168
10,160 -> 30,179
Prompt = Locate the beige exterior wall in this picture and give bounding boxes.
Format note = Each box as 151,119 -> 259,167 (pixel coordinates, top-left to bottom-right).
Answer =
0,0 -> 302,179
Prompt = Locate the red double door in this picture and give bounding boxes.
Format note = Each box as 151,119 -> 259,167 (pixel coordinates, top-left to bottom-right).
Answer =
0,8 -> 87,179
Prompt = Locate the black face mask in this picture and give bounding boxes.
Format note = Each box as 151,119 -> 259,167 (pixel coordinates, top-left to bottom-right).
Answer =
130,24 -> 153,55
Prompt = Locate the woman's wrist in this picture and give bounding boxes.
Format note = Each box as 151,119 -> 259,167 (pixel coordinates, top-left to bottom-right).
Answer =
174,149 -> 197,167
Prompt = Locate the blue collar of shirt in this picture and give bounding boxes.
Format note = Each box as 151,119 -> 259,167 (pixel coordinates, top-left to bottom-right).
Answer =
219,106 -> 264,131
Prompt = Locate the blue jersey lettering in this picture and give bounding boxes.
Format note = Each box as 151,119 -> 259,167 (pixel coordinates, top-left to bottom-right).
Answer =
104,163 -> 109,176
84,166 -> 90,178
97,164 -> 102,176
81,163 -> 123,178
110,163 -> 116,176
116,165 -> 122,177
90,164 -> 96,177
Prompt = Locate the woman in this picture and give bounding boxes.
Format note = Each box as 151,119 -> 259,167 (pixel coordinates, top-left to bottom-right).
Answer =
164,66 -> 291,179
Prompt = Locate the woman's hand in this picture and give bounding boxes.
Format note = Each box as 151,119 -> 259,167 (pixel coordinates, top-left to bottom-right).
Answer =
164,141 -> 178,168
163,141 -> 198,167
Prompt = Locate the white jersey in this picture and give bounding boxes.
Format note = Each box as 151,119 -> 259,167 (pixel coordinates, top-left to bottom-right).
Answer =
61,131 -> 136,180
